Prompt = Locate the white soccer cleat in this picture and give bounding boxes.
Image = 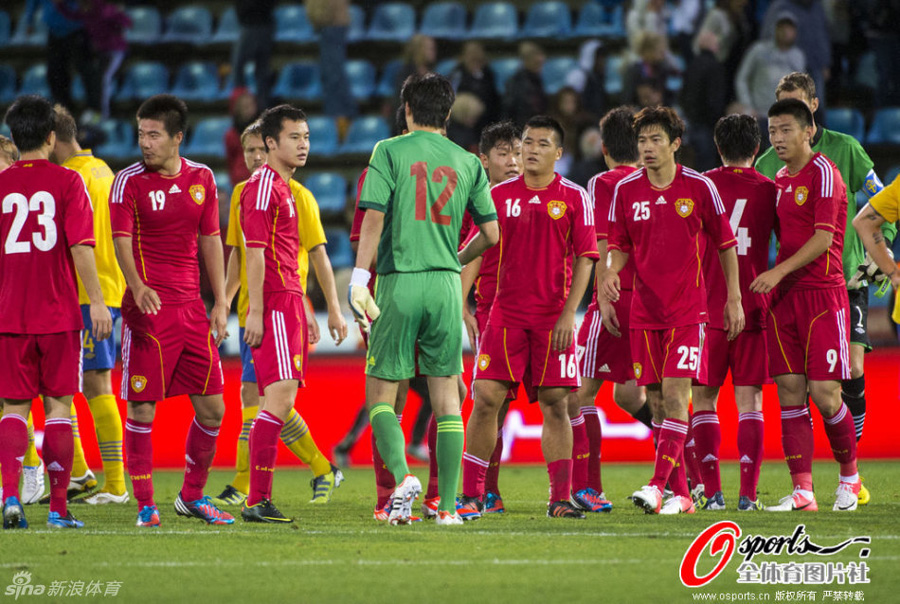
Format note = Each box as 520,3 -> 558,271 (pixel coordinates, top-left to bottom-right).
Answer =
766,487 -> 818,512
660,495 -> 696,515
833,481 -> 860,512
83,491 -> 130,505
632,485 -> 663,514
388,474 -> 422,525
435,510 -> 464,525
21,462 -> 45,505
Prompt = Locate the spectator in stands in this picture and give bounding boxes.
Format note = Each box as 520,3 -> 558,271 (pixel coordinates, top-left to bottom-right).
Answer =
693,0 -> 753,105
549,86 -> 596,177
567,40 -> 609,122
568,127 -> 606,189
448,41 -> 501,133
682,31 -> 727,171
446,93 -> 485,154
502,41 -> 548,129
622,31 -> 676,108
233,0 -> 276,110
390,34 -> 438,133
626,0 -> 669,58
224,88 -> 259,186
670,0 -> 704,63
307,0 -> 357,140
866,0 -> 900,107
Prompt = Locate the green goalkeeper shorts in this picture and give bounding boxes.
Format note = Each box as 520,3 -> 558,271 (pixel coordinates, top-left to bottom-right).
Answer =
366,270 -> 463,381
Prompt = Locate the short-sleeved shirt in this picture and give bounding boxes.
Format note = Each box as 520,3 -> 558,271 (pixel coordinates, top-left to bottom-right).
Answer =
868,174 -> 900,323
358,130 -> 496,275
757,127 -> 896,284
702,166 -> 777,330
608,165 -> 737,329
110,158 -> 220,305
63,150 -> 126,307
488,173 -> 599,329
0,159 -> 95,334
773,152 -> 847,290
589,165 -> 638,296
227,175 -> 327,326
240,164 -> 302,295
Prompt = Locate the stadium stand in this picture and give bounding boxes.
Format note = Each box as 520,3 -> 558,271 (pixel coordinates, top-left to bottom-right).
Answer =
171,62 -> 220,102
543,56 -> 579,95
306,116 -> 340,158
490,58 -> 522,95
340,116 -> 390,155
212,6 -> 239,44
162,6 -> 213,44
96,118 -> 135,160
0,10 -> 11,47
185,117 -> 231,156
345,59 -> 377,103
867,108 -> 900,145
274,4 -> 317,43
521,2 -> 572,39
825,108 -> 867,142
11,8 -> 47,46
574,2 -> 625,38
19,64 -> 50,98
324,228 -> 354,269
470,2 -> 519,40
0,64 -> 16,104
272,62 -> 323,102
420,2 -> 468,41
305,172 -> 348,215
367,3 -> 417,43
124,6 -> 162,45
116,62 -> 169,102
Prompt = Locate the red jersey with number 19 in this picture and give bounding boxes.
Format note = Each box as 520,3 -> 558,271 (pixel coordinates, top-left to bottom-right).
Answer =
0,160 -> 95,334
608,165 -> 736,329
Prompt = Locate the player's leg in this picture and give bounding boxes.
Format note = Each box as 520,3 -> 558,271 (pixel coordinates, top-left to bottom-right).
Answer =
81,358 -> 128,503
20,411 -> 45,505
809,379 -> 860,511
769,373 -> 817,511
566,378 -> 610,512
653,376 -> 695,515
843,289 -> 868,441
41,394 -> 84,528
690,385 -> 722,508
462,379 -> 509,519
735,385 -> 764,510
426,375 -> 465,523
333,403 -> 368,465
126,400 -> 160,526
371,380 -> 407,520
407,376 -> 432,462
482,397 -> 511,514
538,386 -> 583,519
1,399 -> 33,529
280,407 -> 343,504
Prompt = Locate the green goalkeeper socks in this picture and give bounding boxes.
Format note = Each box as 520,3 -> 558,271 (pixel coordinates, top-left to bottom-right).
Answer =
436,415 -> 465,513
369,403 -> 409,483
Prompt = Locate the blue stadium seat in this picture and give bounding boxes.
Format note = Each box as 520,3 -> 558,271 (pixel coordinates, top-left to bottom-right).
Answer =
574,3 -> 609,37
305,172 -> 348,214
884,165 -> 900,187
368,3 -> 416,42
163,7 -> 213,44
274,4 -> 316,43
0,122 -> 11,139
19,64 -> 49,98
171,62 -> 220,102
11,10 -> 47,46
0,11 -> 11,47
306,116 -> 339,157
325,229 -> 354,269
521,2 -> 572,39
0,64 -> 16,104
605,55 -> 624,96
376,59 -> 404,99
212,7 -> 239,43
125,7 -> 162,44
220,63 -> 257,99
117,62 -> 169,101
345,59 -> 376,102
435,58 -> 457,77
341,116 -> 391,155
96,119 -> 135,160
420,2 -> 468,40
185,117 -> 231,156
825,108 -> 865,141
543,57 -> 578,95
272,62 -> 322,101
348,5 -> 366,43
214,171 -> 232,202
490,58 -> 521,95
867,107 -> 900,145
470,3 -> 518,40
666,52 -> 686,94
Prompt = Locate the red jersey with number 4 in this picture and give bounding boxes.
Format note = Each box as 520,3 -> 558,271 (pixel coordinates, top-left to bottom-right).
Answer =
774,152 -> 847,290
0,159 -> 95,334
609,165 -> 736,329
702,166 -> 777,331
111,158 -> 219,304
241,164 -> 302,295
489,174 -> 599,329
589,165 -> 638,300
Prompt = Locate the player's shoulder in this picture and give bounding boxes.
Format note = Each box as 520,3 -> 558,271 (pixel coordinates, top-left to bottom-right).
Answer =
559,175 -> 590,202
490,174 -> 524,194
611,166 -> 646,191
820,128 -> 867,155
681,165 -> 718,191
289,178 -> 316,205
182,157 -> 216,182
112,161 -> 146,186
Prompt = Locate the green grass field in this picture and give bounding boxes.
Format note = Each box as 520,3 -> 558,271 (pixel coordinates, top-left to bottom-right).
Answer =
4,461 -> 899,603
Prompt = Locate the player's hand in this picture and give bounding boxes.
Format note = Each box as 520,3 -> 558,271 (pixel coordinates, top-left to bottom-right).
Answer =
723,297 -> 745,341
244,310 -> 264,348
749,268 -> 783,295
599,299 -> 621,338
552,309 -> 576,352
209,302 -> 229,347
134,284 -> 161,315
308,312 -> 321,345
600,270 -> 621,302
90,302 -> 113,342
327,311 -> 348,345
463,310 -> 480,352
348,268 -> 380,333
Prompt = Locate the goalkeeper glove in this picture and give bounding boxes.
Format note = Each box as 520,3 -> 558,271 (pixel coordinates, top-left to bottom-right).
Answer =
848,250 -> 894,296
348,268 -> 380,333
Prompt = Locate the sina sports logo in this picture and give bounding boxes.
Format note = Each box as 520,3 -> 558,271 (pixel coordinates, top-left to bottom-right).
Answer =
676,198 -> 694,218
5,571 -> 44,599
547,201 -> 566,220
189,184 -> 205,205
293,354 -> 303,371
795,186 -> 809,206
477,354 -> 491,371
633,363 -> 642,379
131,375 -> 147,393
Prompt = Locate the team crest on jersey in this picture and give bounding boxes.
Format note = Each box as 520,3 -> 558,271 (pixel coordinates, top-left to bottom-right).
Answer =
795,186 -> 809,206
676,198 -> 694,218
189,184 -> 205,205
131,376 -> 147,393
547,201 -> 566,220
293,354 -> 303,371
633,363 -> 642,379
478,354 -> 491,371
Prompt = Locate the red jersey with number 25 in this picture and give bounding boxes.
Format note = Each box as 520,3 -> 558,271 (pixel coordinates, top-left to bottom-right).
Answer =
608,165 -> 736,329
701,166 -> 777,331
589,165 -> 638,300
489,173 -> 599,330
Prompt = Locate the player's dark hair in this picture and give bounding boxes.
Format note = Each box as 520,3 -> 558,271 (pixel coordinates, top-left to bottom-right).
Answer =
479,120 -> 520,156
767,98 -> 814,129
395,104 -> 408,134
775,72 -> 816,102
4,95 -> 55,153
136,94 -> 188,137
239,120 -> 262,148
523,115 -> 565,148
714,114 -> 760,164
258,104 -> 307,152
0,134 -> 19,164
400,73 -> 455,129
632,106 -> 684,144
53,104 -> 77,144
599,106 -> 638,164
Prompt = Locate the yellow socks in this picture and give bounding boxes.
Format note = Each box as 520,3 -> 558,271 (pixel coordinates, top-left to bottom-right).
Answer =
232,405 -> 257,494
87,394 -> 126,495
282,408 -> 331,477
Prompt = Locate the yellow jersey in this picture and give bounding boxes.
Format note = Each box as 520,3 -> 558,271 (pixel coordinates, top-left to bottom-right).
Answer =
869,175 -> 900,324
227,177 -> 327,327
63,150 -> 126,307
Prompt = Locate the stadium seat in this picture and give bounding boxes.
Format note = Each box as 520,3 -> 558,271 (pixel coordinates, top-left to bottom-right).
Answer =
885,165 -> 900,187
490,58 -> 521,95
96,119 -> 135,160
367,3 -> 417,42
574,3 -> 613,37
420,2 -> 468,40
306,116 -> 339,157
117,62 -> 169,101
125,7 -> 162,44
0,64 -> 16,104
470,2 -> 518,40
19,64 -> 49,98
435,58 -> 457,77
348,5 -> 366,43
605,55 -> 624,96
305,172 -> 348,214
866,107 -> 900,145
185,117 -> 231,156
163,6 -> 213,44
543,56 -> 578,95
171,62 -> 220,102
11,10 -> 47,46
220,63 -> 257,99
376,59 -> 404,99
212,7 -> 239,43
340,116 -> 391,155
214,171 -> 232,202
0,11 -> 11,47
345,59 -> 376,102
274,4 -> 316,43
825,108 -> 866,141
324,228 -> 354,269
272,62 -> 322,102
666,53 -> 686,94
0,122 -> 10,138
521,2 -> 572,39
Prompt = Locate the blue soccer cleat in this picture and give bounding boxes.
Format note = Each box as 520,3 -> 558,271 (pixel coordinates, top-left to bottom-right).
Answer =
136,505 -> 161,527
570,488 -> 613,513
47,510 -> 84,529
483,491 -> 506,514
174,493 -> 235,525
2,497 -> 28,529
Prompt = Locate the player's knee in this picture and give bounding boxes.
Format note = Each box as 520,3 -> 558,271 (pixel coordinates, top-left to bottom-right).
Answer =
82,370 -> 113,400
240,382 -> 260,408
849,355 -> 864,380
612,388 -> 644,414
808,382 -> 841,416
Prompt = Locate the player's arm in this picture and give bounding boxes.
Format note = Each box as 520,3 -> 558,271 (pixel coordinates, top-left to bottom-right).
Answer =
308,244 -> 348,345
458,219 -> 499,267
113,237 -> 160,315
552,255 -> 595,352
718,246 -> 745,340
750,229 -> 833,294
348,208 -> 384,332
244,246 -> 265,347
853,201 -> 900,288
71,245 -> 113,341
460,255 -> 483,351
199,234 -> 229,346
595,238 -> 622,337
225,246 -> 241,309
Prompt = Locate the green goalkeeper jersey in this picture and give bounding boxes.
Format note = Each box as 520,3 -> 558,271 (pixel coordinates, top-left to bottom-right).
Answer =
756,127 -> 896,287
359,130 -> 497,275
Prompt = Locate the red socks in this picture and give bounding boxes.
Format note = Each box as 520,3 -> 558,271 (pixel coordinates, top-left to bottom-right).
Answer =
462,452 -> 489,499
570,413 -> 589,492
822,403 -> 858,477
182,418 -> 219,502
683,422 -> 703,490
484,431 -> 503,495
125,418 -> 155,509
547,458 -> 573,503
649,419 -> 688,494
691,410 -> 722,497
581,406 -> 603,492
425,414 -> 439,499
247,410 -> 283,506
737,411 -> 764,499
780,405 -> 814,491
0,414 -> 28,501
43,417 -> 74,516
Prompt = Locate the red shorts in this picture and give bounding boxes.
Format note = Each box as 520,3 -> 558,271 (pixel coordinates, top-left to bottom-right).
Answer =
473,311 -> 524,401
0,331 -> 81,399
577,292 -> 634,384
631,324 -> 707,386
767,286 -> 851,381
474,324 -> 580,395
250,291 -> 308,395
121,298 -> 224,401
701,328 -> 770,387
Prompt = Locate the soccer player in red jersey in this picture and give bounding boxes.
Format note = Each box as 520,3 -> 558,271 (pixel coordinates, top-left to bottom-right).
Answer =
111,94 -> 233,528
601,106 -> 744,515
461,115 -> 599,520
750,99 -> 860,512
0,95 -> 112,529
691,114 -> 778,512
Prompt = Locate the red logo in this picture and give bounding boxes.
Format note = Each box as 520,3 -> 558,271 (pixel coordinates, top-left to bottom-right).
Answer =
679,521 -> 741,588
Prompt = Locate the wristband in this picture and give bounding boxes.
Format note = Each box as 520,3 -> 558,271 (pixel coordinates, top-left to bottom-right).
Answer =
350,267 -> 371,288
